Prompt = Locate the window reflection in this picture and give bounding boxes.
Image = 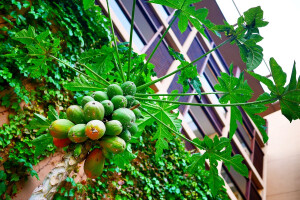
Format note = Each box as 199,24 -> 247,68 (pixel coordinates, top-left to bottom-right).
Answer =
221,167 -> 246,200
190,98 -> 218,137
120,0 -> 155,43
183,112 -> 204,139
110,0 -> 145,50
155,4 -> 169,20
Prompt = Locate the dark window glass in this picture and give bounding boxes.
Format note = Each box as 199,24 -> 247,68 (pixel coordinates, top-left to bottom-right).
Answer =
221,167 -> 246,200
237,121 -> 252,150
253,141 -> 264,177
250,182 -> 262,200
145,36 -> 174,77
181,128 -> 197,151
235,130 -> 252,157
189,98 -> 217,137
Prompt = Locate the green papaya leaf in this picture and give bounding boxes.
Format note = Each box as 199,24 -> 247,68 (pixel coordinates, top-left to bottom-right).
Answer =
64,75 -> 105,91
32,133 -> 53,159
149,0 -> 214,38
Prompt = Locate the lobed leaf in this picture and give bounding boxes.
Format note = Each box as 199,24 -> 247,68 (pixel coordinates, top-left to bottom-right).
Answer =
112,144 -> 137,169
63,75 -> 105,91
32,133 -> 53,159
47,105 -> 59,122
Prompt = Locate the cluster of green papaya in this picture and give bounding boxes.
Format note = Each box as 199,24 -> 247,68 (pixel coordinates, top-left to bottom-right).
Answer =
48,81 -> 142,178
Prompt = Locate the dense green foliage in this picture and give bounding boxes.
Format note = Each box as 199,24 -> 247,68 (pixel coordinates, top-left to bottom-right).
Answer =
0,0 -> 110,110
54,126 -> 229,200
0,0 -> 110,198
1,0 -> 299,199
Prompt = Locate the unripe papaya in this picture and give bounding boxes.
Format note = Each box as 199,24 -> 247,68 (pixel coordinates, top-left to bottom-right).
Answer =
101,100 -> 114,116
84,148 -> 105,179
125,95 -> 135,108
67,105 -> 85,124
49,119 -> 75,139
133,108 -> 142,119
128,123 -> 138,135
132,99 -> 140,106
100,136 -> 126,154
84,101 -> 105,122
53,137 -> 72,148
92,91 -> 109,102
85,120 -> 106,140
121,81 -> 136,96
111,95 -> 127,109
119,129 -> 131,142
107,84 -> 123,99
68,124 -> 88,143
112,108 -> 136,129
81,96 -> 94,107
105,120 -> 123,136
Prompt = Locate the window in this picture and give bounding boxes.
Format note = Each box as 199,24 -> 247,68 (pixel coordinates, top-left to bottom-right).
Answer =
155,4 -> 170,20
221,166 -> 246,200
110,0 -> 145,51
183,112 -> 204,139
119,0 -> 155,43
189,97 -> 218,137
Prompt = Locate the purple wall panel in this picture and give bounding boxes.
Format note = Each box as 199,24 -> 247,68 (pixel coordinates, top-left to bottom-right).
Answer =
146,36 -> 174,78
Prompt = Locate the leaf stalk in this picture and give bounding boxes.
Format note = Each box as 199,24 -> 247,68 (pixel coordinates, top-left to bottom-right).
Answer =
137,10 -> 181,79
135,97 -> 278,107
139,106 -> 204,149
135,92 -> 226,97
106,0 -> 126,83
127,0 -> 137,81
136,37 -> 233,91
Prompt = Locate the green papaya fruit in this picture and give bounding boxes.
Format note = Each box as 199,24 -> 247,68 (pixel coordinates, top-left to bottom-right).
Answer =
92,91 -> 109,102
84,101 -> 105,122
100,136 -> 126,154
125,95 -> 135,108
111,95 -> 127,109
81,96 -> 94,107
49,119 -> 75,139
119,129 -> 131,142
107,84 -> 123,99
66,105 -> 85,124
112,108 -> 136,129
101,100 -> 114,116
68,124 -> 88,143
128,123 -> 138,135
132,108 -> 142,119
105,120 -> 123,136
121,81 -> 136,96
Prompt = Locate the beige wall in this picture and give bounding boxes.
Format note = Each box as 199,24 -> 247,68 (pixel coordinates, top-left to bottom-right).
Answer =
265,111 -> 300,200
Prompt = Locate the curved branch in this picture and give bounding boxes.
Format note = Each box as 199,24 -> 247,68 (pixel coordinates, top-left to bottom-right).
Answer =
29,142 -> 92,200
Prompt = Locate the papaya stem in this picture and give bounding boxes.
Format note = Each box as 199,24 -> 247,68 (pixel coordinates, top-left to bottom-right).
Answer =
130,103 -> 140,110
135,92 -> 226,97
106,0 -> 126,83
49,55 -> 107,87
135,97 -> 278,107
77,63 -> 110,86
137,10 -> 180,79
127,0 -> 137,81
136,37 -> 233,91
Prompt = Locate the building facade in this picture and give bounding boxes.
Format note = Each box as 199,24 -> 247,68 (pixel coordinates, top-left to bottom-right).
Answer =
97,0 -> 269,199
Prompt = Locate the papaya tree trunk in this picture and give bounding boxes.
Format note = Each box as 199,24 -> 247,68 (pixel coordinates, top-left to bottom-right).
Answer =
29,142 -> 91,200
